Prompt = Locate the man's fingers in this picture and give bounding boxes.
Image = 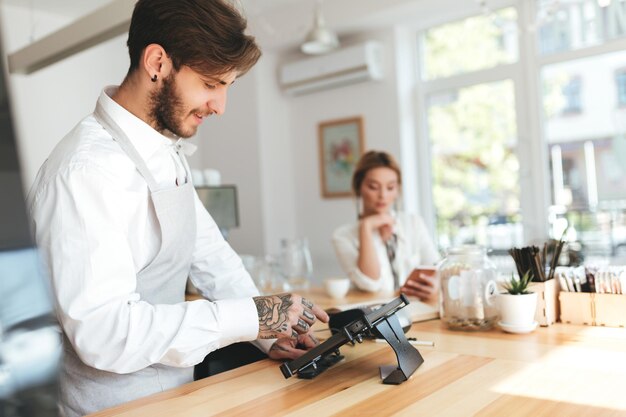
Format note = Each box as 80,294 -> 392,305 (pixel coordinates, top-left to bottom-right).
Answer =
301,309 -> 316,325
300,333 -> 319,349
311,304 -> 329,323
268,341 -> 306,361
294,318 -> 310,333
301,298 -> 314,309
301,297 -> 329,323
274,347 -> 307,361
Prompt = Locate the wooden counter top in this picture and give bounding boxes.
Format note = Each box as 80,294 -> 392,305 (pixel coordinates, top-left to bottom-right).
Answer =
91,290 -> 626,416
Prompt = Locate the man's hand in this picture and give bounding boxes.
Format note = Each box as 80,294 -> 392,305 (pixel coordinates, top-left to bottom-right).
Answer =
253,293 -> 329,339
267,333 -> 320,361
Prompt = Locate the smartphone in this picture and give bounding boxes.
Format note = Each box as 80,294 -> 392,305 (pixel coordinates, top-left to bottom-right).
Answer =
407,266 -> 437,282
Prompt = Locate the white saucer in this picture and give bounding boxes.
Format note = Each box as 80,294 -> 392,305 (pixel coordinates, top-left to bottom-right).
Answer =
498,320 -> 538,334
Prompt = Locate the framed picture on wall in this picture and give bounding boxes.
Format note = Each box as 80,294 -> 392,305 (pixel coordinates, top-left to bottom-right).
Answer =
318,116 -> 365,198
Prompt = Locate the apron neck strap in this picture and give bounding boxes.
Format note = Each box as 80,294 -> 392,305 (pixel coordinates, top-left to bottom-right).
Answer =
94,101 -> 160,192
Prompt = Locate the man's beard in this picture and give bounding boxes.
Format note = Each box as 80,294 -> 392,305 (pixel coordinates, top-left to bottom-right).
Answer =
148,74 -> 196,138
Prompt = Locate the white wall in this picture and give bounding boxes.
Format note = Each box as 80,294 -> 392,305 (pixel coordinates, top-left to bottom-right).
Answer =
254,51 -> 297,256
0,4 -> 129,189
278,30 -> 406,281
192,64 -> 266,255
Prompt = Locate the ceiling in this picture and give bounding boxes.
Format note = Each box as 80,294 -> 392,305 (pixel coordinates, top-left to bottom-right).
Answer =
0,0 -> 483,53
2,0 -> 110,17
0,0 -> 316,51
0,0 -> 304,19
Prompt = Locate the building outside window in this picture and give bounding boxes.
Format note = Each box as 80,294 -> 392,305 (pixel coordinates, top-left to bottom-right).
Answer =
539,0 -> 626,262
561,76 -> 582,114
616,69 -> 626,106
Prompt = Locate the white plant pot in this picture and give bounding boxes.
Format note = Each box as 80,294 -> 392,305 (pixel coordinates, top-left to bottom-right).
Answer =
497,292 -> 538,327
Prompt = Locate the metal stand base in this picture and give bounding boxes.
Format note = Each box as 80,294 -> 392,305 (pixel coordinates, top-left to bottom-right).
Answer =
375,313 -> 424,384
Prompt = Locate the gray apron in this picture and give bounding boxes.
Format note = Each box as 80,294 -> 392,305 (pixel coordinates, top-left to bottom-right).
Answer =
60,102 -> 197,417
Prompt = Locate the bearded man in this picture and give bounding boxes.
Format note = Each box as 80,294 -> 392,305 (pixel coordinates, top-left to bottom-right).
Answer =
26,1 -> 327,416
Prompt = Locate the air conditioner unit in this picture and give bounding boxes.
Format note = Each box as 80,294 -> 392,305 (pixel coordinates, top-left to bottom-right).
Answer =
279,41 -> 384,96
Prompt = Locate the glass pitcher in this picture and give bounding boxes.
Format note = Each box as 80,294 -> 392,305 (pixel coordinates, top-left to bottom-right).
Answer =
438,245 -> 498,330
241,254 -> 283,295
280,238 -> 312,291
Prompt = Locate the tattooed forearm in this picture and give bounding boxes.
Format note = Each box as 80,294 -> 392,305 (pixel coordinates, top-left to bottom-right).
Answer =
253,294 -> 294,337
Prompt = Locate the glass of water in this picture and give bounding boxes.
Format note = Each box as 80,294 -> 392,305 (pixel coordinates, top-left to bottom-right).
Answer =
280,238 -> 312,292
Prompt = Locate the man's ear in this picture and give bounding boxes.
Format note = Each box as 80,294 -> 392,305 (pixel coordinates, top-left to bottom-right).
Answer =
142,44 -> 173,82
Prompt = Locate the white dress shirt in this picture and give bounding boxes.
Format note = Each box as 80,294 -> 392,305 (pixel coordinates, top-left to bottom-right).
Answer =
27,87 -> 270,374
332,212 -> 440,293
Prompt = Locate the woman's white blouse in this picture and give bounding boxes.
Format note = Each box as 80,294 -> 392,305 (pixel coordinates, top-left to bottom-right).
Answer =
332,212 -> 440,293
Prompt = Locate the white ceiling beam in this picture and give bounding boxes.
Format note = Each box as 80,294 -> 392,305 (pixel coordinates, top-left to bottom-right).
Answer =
7,0 -> 136,74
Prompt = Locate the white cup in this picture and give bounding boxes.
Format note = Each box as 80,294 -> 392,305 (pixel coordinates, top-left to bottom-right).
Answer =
203,169 -> 221,186
324,277 -> 350,299
191,169 -> 205,186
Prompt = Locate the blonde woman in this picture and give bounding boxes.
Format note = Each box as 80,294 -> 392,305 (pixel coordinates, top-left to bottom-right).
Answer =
332,151 -> 440,301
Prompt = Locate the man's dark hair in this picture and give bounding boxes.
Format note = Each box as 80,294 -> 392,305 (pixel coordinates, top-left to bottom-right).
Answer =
127,0 -> 261,77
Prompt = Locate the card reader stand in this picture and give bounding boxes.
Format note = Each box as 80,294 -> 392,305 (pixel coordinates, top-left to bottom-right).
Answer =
374,312 -> 424,384
279,295 -> 424,385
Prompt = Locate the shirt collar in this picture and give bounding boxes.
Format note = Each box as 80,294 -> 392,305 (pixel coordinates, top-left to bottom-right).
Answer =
97,86 -> 180,161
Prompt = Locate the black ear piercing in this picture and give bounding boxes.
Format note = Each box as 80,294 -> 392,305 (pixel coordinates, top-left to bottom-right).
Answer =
151,74 -> 158,82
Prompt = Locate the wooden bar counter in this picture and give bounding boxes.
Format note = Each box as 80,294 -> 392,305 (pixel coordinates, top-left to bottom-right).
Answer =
90,290 -> 626,416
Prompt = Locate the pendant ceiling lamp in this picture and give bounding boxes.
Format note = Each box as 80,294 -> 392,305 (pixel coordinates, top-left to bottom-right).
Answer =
300,0 -> 339,55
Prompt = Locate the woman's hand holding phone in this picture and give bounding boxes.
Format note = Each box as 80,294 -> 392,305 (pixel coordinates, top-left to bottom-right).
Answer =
400,266 -> 438,303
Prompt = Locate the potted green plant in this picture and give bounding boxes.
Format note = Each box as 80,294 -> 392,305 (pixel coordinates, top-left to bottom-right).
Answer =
497,271 -> 538,334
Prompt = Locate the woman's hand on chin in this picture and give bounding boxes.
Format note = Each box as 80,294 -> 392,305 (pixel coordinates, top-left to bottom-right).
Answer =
360,212 -> 395,233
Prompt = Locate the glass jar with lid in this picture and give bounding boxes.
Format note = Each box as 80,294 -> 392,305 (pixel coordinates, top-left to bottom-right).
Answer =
438,245 -> 498,330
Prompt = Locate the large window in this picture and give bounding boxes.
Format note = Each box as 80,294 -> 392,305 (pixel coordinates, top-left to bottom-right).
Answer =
427,81 -> 521,251
415,0 -> 626,264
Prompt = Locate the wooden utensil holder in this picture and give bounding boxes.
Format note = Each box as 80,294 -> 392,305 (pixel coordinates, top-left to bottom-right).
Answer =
528,278 -> 560,326
559,292 -> 626,328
